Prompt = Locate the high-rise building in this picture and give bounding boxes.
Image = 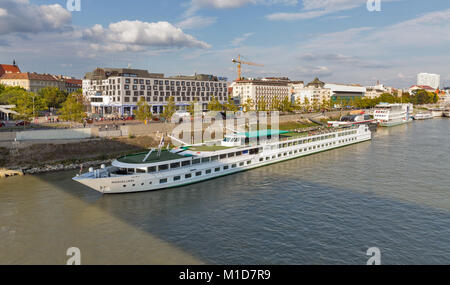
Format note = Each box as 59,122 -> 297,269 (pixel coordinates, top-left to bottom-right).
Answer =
82,68 -> 228,116
417,73 -> 440,89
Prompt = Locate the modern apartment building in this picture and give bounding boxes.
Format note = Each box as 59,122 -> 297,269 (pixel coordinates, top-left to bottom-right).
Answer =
82,68 -> 228,115
417,73 -> 440,90
231,78 -> 292,110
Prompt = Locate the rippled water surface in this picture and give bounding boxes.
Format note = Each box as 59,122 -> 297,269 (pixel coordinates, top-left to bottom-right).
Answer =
1,119 -> 449,264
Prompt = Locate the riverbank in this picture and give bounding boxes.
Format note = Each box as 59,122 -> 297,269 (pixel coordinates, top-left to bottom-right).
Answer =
0,113 -> 340,177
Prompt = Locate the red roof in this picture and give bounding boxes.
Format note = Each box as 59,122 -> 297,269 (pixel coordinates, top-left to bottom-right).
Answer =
409,85 -> 435,91
64,78 -> 82,85
0,72 -> 59,81
0,64 -> 21,76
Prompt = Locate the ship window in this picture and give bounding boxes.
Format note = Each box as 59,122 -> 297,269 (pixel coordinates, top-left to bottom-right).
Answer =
196,171 -> 202,176
160,178 -> 168,184
239,162 -> 244,166
259,158 -> 264,162
224,165 -> 229,170
185,174 -> 192,179
147,166 -> 156,173
247,161 -> 251,165
158,164 -> 168,171
174,176 -> 181,181
232,164 -> 237,168
206,169 -> 212,174
272,155 -> 276,159
236,151 -> 242,156
278,153 -> 282,157
220,154 -> 227,159
202,157 -> 210,163
192,159 -> 201,164
211,156 -> 219,161
181,161 -> 191,167
170,162 -> 180,169
123,185 -> 126,188
266,157 -> 270,160
215,167 -> 221,172
136,168 -> 146,173
228,153 -> 235,158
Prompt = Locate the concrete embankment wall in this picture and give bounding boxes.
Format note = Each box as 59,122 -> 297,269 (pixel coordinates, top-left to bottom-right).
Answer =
16,128 -> 92,141
0,132 -> 16,142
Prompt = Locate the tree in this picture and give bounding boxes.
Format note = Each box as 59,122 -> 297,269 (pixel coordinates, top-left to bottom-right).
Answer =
135,97 -> 152,121
0,84 -> 5,94
207,96 -> 222,111
38,87 -> 68,109
281,97 -> 293,113
242,98 -> 255,112
58,95 -> 85,125
270,97 -> 280,111
188,98 -> 199,115
294,97 -> 303,112
0,86 -> 27,105
224,97 -> 238,112
9,92 -> 47,122
162,96 -> 176,122
303,97 -> 311,112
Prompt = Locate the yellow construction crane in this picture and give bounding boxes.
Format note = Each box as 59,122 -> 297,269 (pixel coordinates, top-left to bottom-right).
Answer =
232,55 -> 264,81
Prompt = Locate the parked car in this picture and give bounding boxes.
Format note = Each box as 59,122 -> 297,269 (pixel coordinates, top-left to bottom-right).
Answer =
0,121 -> 6,128
15,120 -> 31,126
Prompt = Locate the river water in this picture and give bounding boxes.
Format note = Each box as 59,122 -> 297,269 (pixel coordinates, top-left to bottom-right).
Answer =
1,119 -> 449,265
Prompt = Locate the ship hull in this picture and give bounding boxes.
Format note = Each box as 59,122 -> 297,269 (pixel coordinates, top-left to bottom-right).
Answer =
73,128 -> 372,194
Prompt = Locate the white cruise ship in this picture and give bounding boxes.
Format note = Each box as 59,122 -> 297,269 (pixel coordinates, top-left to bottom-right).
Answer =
73,125 -> 372,194
373,103 -> 413,127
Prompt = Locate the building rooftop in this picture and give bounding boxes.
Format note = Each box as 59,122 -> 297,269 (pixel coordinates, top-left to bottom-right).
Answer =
0,64 -> 21,75
0,72 -> 59,81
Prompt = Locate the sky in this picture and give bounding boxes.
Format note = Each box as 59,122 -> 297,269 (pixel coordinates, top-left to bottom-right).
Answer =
0,0 -> 449,88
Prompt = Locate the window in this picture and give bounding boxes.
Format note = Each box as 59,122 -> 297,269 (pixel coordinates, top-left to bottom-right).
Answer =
174,176 -> 181,181
239,162 -> 244,166
192,159 -> 201,164
160,178 -> 168,184
206,169 -> 212,174
232,164 -> 237,168
158,164 -> 168,171
181,161 -> 191,167
247,161 -> 251,165
185,174 -> 192,179
196,171 -> 202,176
223,165 -> 229,170
220,154 -> 227,159
215,167 -> 221,172
170,162 -> 180,169
202,157 -> 210,163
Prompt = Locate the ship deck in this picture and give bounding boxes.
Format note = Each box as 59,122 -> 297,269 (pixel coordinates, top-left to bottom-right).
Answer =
116,150 -> 187,164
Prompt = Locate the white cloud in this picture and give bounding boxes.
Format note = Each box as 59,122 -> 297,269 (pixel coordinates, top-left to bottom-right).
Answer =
230,33 -> 254,46
267,0 -> 400,21
186,0 -> 298,15
177,16 -> 217,29
82,20 -> 211,51
0,0 -> 72,34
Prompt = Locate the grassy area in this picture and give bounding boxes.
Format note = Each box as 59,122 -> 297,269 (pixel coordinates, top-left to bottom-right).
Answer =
270,121 -> 319,131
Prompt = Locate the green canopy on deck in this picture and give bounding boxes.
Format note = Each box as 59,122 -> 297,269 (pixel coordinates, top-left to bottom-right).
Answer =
236,129 -> 289,139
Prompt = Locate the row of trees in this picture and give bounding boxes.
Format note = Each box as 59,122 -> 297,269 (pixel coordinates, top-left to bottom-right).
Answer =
0,84 -> 85,123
